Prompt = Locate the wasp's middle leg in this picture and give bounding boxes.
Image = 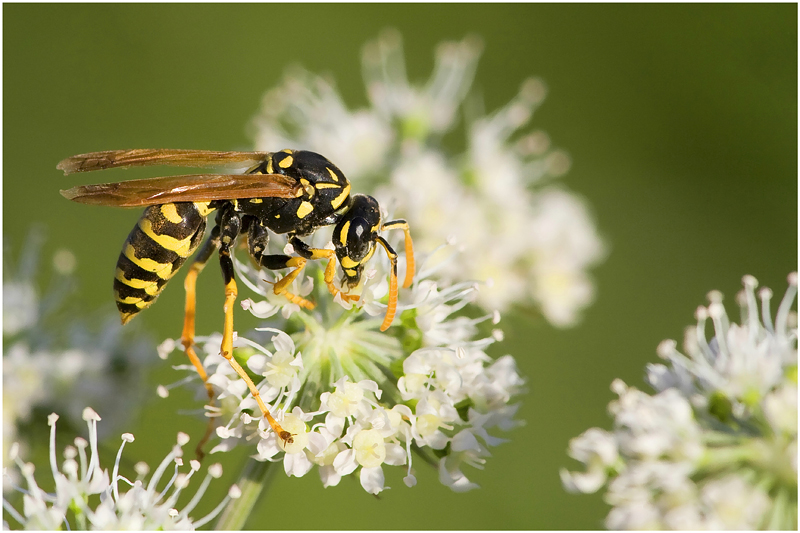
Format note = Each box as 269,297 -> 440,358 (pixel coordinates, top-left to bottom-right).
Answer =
218,208 -> 292,444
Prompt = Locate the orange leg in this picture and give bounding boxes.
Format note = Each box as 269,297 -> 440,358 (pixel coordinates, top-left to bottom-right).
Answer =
216,227 -> 294,445
218,274 -> 293,444
375,236 -> 400,331
181,233 -> 220,461
382,220 -> 415,288
271,257 -> 316,310
321,253 -> 359,304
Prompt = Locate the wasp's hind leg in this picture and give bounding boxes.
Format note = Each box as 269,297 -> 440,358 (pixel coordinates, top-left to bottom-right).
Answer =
181,225 -> 220,460
218,208 -> 293,445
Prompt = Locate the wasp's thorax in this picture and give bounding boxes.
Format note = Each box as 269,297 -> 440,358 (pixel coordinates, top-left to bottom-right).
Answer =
238,150 -> 353,236
332,194 -> 381,288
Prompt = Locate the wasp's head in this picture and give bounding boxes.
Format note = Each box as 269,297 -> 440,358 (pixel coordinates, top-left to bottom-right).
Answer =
332,194 -> 381,288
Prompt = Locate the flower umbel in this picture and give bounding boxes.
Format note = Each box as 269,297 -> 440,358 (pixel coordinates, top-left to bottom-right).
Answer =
3,229 -> 152,487
161,244 -> 523,495
3,408 -> 240,530
561,274 -> 798,530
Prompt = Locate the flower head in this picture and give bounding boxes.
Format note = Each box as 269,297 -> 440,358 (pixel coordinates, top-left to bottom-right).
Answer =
3,408 -> 239,530
161,244 -> 524,495
3,230 -> 153,486
561,273 -> 798,530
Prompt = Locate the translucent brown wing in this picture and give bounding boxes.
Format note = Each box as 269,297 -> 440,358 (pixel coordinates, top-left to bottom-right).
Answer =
60,173 -> 301,207
57,149 -> 271,175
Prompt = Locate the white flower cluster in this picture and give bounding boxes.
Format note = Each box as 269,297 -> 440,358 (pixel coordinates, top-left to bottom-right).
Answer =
3,232 -> 152,485
160,246 -> 524,495
250,29 -> 605,327
3,408 -> 239,530
561,274 -> 798,530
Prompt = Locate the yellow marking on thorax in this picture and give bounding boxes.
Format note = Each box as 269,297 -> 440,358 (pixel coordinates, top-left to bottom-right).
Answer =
138,218 -> 195,258
249,198 -> 263,204
300,179 -> 315,197
339,220 -> 351,246
193,201 -> 214,217
124,244 -> 173,279
115,268 -> 158,290
326,167 -> 339,182
344,268 -> 357,277
315,183 -> 341,190
266,159 -> 274,173
331,183 -> 351,209
341,256 -> 360,268
160,203 -> 183,224
296,201 -> 314,219
279,155 -> 294,168
363,246 -> 377,262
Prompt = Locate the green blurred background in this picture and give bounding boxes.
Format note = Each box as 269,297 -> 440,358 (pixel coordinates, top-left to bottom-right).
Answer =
3,4 -> 796,530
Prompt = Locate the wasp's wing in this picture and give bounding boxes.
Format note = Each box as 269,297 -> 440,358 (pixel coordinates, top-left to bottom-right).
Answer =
60,174 -> 300,207
57,149 -> 271,175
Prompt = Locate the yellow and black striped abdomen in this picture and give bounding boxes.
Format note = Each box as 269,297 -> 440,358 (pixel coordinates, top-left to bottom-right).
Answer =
114,202 -> 210,324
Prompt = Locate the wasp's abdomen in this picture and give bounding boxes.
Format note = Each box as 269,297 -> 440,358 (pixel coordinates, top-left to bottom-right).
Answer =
114,202 -> 210,324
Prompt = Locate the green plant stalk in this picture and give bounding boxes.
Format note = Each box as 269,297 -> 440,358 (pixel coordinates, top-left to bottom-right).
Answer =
215,458 -> 277,530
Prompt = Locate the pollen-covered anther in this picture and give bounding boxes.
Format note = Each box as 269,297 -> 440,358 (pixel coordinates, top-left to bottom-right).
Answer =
208,463 -> 223,478
742,274 -> 758,289
656,339 -> 678,359
82,407 -> 101,421
134,461 -> 150,477
175,473 -> 190,489
707,290 -> 724,304
707,302 -> 726,320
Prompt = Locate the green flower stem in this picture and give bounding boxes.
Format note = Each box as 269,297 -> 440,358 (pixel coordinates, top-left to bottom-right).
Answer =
215,458 -> 277,530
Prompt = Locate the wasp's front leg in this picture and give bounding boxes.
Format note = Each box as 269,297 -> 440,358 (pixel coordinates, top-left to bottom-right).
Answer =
289,236 -> 359,304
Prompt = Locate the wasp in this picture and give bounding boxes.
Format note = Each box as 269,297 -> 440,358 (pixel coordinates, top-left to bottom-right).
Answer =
58,148 -> 415,453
